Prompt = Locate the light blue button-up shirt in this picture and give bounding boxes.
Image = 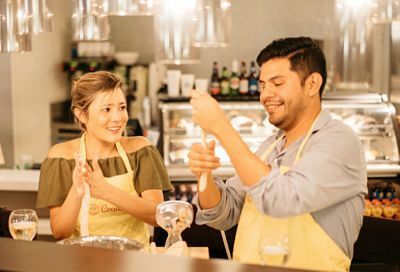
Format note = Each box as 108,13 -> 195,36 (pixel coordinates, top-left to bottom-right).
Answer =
195,110 -> 368,258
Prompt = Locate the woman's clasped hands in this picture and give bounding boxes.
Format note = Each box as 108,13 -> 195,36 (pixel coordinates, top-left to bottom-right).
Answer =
72,153 -> 110,200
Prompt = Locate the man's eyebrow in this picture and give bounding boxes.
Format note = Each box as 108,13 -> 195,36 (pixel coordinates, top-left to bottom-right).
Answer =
260,75 -> 285,83
268,75 -> 285,81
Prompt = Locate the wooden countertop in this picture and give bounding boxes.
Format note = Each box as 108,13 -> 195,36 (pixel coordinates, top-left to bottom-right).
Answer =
0,238 -> 311,272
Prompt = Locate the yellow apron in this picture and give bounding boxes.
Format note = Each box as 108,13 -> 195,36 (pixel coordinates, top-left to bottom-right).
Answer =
233,116 -> 351,271
74,134 -> 150,248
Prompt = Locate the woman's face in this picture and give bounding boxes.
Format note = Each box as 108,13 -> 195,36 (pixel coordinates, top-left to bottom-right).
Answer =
83,88 -> 128,144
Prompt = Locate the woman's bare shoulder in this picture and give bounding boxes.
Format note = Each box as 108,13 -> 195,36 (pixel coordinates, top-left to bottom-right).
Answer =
121,136 -> 152,154
47,138 -> 80,159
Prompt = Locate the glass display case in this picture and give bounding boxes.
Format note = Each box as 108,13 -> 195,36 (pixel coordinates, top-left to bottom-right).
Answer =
159,93 -> 400,181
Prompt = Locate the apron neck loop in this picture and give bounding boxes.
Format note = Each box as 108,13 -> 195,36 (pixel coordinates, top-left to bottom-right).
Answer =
79,133 -> 133,174
80,132 -> 87,163
260,111 -> 321,164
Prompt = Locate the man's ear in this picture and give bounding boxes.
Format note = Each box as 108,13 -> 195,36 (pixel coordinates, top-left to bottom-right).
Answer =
305,72 -> 322,97
74,108 -> 87,125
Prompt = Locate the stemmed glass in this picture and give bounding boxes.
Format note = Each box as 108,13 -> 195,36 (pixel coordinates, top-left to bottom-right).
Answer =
258,234 -> 290,266
156,200 -> 193,248
8,209 -> 39,241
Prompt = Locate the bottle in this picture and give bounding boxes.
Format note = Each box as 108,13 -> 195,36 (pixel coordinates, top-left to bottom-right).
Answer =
220,66 -> 230,96
248,61 -> 259,97
88,60 -> 98,72
229,60 -> 240,97
210,62 -> 221,97
384,182 -> 395,201
239,61 -> 249,96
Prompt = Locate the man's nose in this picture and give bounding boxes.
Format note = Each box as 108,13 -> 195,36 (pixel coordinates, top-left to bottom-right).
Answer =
260,84 -> 275,98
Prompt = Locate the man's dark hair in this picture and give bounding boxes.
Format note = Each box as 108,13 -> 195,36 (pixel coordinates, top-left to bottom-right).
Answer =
256,37 -> 327,98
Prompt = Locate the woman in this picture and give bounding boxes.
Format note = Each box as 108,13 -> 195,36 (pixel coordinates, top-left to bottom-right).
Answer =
36,71 -> 172,247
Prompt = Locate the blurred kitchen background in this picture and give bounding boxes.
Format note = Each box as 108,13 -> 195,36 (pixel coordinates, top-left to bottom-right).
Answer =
1,1 -> 400,264
0,0 -> 340,168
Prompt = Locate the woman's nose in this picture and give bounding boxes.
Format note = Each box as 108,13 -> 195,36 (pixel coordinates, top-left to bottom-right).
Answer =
111,109 -> 123,121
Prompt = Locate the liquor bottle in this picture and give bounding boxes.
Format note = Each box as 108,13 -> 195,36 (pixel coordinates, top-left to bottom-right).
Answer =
248,61 -> 259,97
210,62 -> 221,97
384,182 -> 395,200
239,61 -> 249,96
220,66 -> 230,96
229,60 -> 240,97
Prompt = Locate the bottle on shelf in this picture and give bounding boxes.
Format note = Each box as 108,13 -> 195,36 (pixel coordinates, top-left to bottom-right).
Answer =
229,60 -> 240,97
220,66 -> 230,96
248,61 -> 259,97
384,182 -> 395,200
210,61 -> 221,97
239,61 -> 249,96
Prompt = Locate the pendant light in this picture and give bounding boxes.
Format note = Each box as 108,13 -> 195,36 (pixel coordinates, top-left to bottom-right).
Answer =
15,0 -> 53,35
0,0 -> 32,52
28,0 -> 53,34
153,0 -> 200,64
72,0 -> 110,41
102,0 -> 154,16
193,0 -> 231,47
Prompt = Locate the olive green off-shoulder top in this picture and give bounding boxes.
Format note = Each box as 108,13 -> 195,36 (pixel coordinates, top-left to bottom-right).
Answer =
36,145 -> 173,208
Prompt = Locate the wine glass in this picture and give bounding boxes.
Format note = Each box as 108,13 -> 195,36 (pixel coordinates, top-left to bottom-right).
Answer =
156,200 -> 193,248
8,209 -> 39,241
258,234 -> 290,266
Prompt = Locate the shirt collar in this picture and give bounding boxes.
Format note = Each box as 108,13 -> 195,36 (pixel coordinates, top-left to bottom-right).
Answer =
274,109 -> 331,140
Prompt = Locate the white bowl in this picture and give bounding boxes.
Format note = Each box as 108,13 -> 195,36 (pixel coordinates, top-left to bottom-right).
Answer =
114,52 -> 139,65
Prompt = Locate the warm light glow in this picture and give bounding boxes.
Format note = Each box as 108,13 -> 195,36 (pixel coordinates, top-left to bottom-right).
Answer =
0,0 -> 32,52
103,0 -> 154,16
193,0 -> 231,47
153,0 -> 200,64
72,0 -> 110,41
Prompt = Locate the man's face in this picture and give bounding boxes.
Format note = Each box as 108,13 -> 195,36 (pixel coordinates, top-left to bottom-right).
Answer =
259,58 -> 308,131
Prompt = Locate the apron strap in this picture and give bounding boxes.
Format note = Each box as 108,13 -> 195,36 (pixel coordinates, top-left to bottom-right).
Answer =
116,142 -> 134,174
80,133 -> 133,174
259,134 -> 284,162
260,111 -> 321,164
80,133 -> 87,163
294,112 -> 321,163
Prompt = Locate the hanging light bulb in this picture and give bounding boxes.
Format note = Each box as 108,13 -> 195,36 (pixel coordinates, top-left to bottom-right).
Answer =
0,0 -> 32,53
102,0 -> 154,16
153,0 -> 200,64
14,0 -> 53,35
28,0 -> 53,34
72,0 -> 110,41
193,0 -> 231,47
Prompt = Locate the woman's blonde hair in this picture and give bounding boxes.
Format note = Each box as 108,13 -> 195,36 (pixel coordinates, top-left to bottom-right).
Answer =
71,71 -> 123,130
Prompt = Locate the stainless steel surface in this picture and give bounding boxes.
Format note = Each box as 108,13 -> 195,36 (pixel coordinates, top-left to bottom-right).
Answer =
57,236 -> 144,251
160,101 -> 273,168
161,96 -> 400,181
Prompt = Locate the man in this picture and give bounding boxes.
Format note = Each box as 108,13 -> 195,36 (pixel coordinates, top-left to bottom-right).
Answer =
189,37 -> 367,271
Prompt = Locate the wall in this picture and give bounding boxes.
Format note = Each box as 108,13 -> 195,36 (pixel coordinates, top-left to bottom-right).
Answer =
0,55 -> 14,168
10,0 -> 72,165
109,0 -> 335,78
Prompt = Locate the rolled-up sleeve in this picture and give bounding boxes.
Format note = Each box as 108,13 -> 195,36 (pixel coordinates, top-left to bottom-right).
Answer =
248,125 -> 367,218
194,175 -> 247,230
